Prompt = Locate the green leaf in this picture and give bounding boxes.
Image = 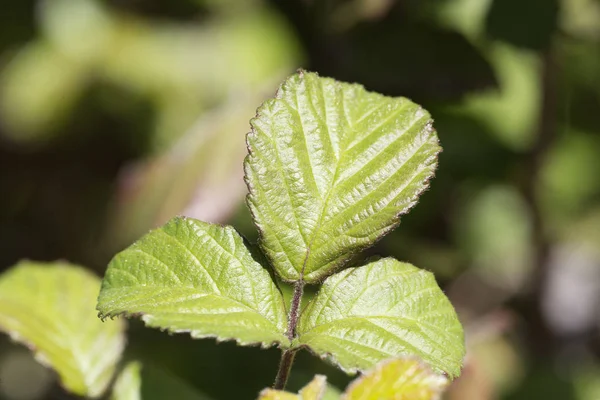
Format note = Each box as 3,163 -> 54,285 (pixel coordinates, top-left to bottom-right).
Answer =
245,71 -> 440,282
258,375 -> 327,400
0,261 -> 126,397
298,375 -> 327,399
296,258 -> 464,378
341,357 -> 448,400
112,362 -> 142,400
258,390 -> 298,400
97,216 -> 289,347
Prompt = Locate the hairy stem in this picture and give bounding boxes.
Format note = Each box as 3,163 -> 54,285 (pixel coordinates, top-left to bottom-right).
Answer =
273,280 -> 305,390
274,348 -> 298,390
286,280 -> 304,340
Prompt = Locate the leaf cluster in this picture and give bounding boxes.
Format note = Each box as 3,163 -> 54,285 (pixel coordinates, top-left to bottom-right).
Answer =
0,71 -> 465,400
97,70 -> 465,385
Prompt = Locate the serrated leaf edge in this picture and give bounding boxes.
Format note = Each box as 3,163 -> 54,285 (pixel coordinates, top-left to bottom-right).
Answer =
97,308 -> 290,350
243,69 -> 442,283
293,258 -> 465,378
97,216 -> 291,349
0,262 -> 126,397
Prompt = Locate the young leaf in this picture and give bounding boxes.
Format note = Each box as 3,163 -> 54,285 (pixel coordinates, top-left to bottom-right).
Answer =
296,258 -> 464,378
0,261 -> 125,397
112,362 -> 142,400
245,71 -> 440,282
259,375 -> 327,400
97,216 -> 289,347
258,391 -> 297,400
342,357 -> 448,400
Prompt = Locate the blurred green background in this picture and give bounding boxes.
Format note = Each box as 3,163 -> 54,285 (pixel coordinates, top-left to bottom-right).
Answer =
0,0 -> 599,399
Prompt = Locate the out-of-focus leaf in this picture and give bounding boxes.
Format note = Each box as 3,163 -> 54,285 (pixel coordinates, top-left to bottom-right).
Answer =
342,357 -> 448,400
299,376 -> 328,400
40,0 -> 113,66
0,43 -> 87,143
322,385 -> 342,400
485,0 -> 559,50
573,364 -> 600,400
450,44 -> 541,150
112,362 -> 142,400
258,390 -> 297,400
103,90 -> 262,251
538,130 -> 600,224
101,9 -> 300,149
97,217 -> 289,348
296,258 -> 465,378
432,0 -> 493,39
245,71 -> 440,282
258,375 -> 327,400
1,0 -> 300,148
561,0 -> 600,39
0,261 -> 126,397
455,185 -> 534,291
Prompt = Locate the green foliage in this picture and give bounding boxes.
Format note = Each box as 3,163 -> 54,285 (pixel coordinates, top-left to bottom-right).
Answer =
245,71 -> 440,283
97,70 -> 464,391
105,90 -> 266,250
296,259 -> 464,378
112,362 -> 142,400
261,357 -> 448,400
259,375 -> 326,400
2,0 -> 600,398
0,261 -> 126,397
0,0 -> 299,147
342,357 -> 448,400
97,217 -> 289,347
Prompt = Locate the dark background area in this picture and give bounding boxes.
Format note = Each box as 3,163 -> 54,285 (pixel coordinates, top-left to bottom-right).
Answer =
0,0 -> 599,399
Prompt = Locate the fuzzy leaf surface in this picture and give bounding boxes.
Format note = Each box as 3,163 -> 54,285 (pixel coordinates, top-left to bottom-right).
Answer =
112,362 -> 142,400
342,357 -> 448,400
97,216 -> 289,347
0,261 -> 125,397
245,71 -> 440,282
296,258 -> 464,378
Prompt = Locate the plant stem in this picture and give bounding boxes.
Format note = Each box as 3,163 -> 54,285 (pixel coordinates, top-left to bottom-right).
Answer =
274,348 -> 298,390
273,280 -> 305,390
286,280 -> 304,340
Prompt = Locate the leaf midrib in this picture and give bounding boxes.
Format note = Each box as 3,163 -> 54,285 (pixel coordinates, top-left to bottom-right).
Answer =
296,97 -> 421,278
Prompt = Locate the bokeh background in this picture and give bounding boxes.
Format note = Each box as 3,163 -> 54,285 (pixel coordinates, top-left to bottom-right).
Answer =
0,0 -> 599,399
